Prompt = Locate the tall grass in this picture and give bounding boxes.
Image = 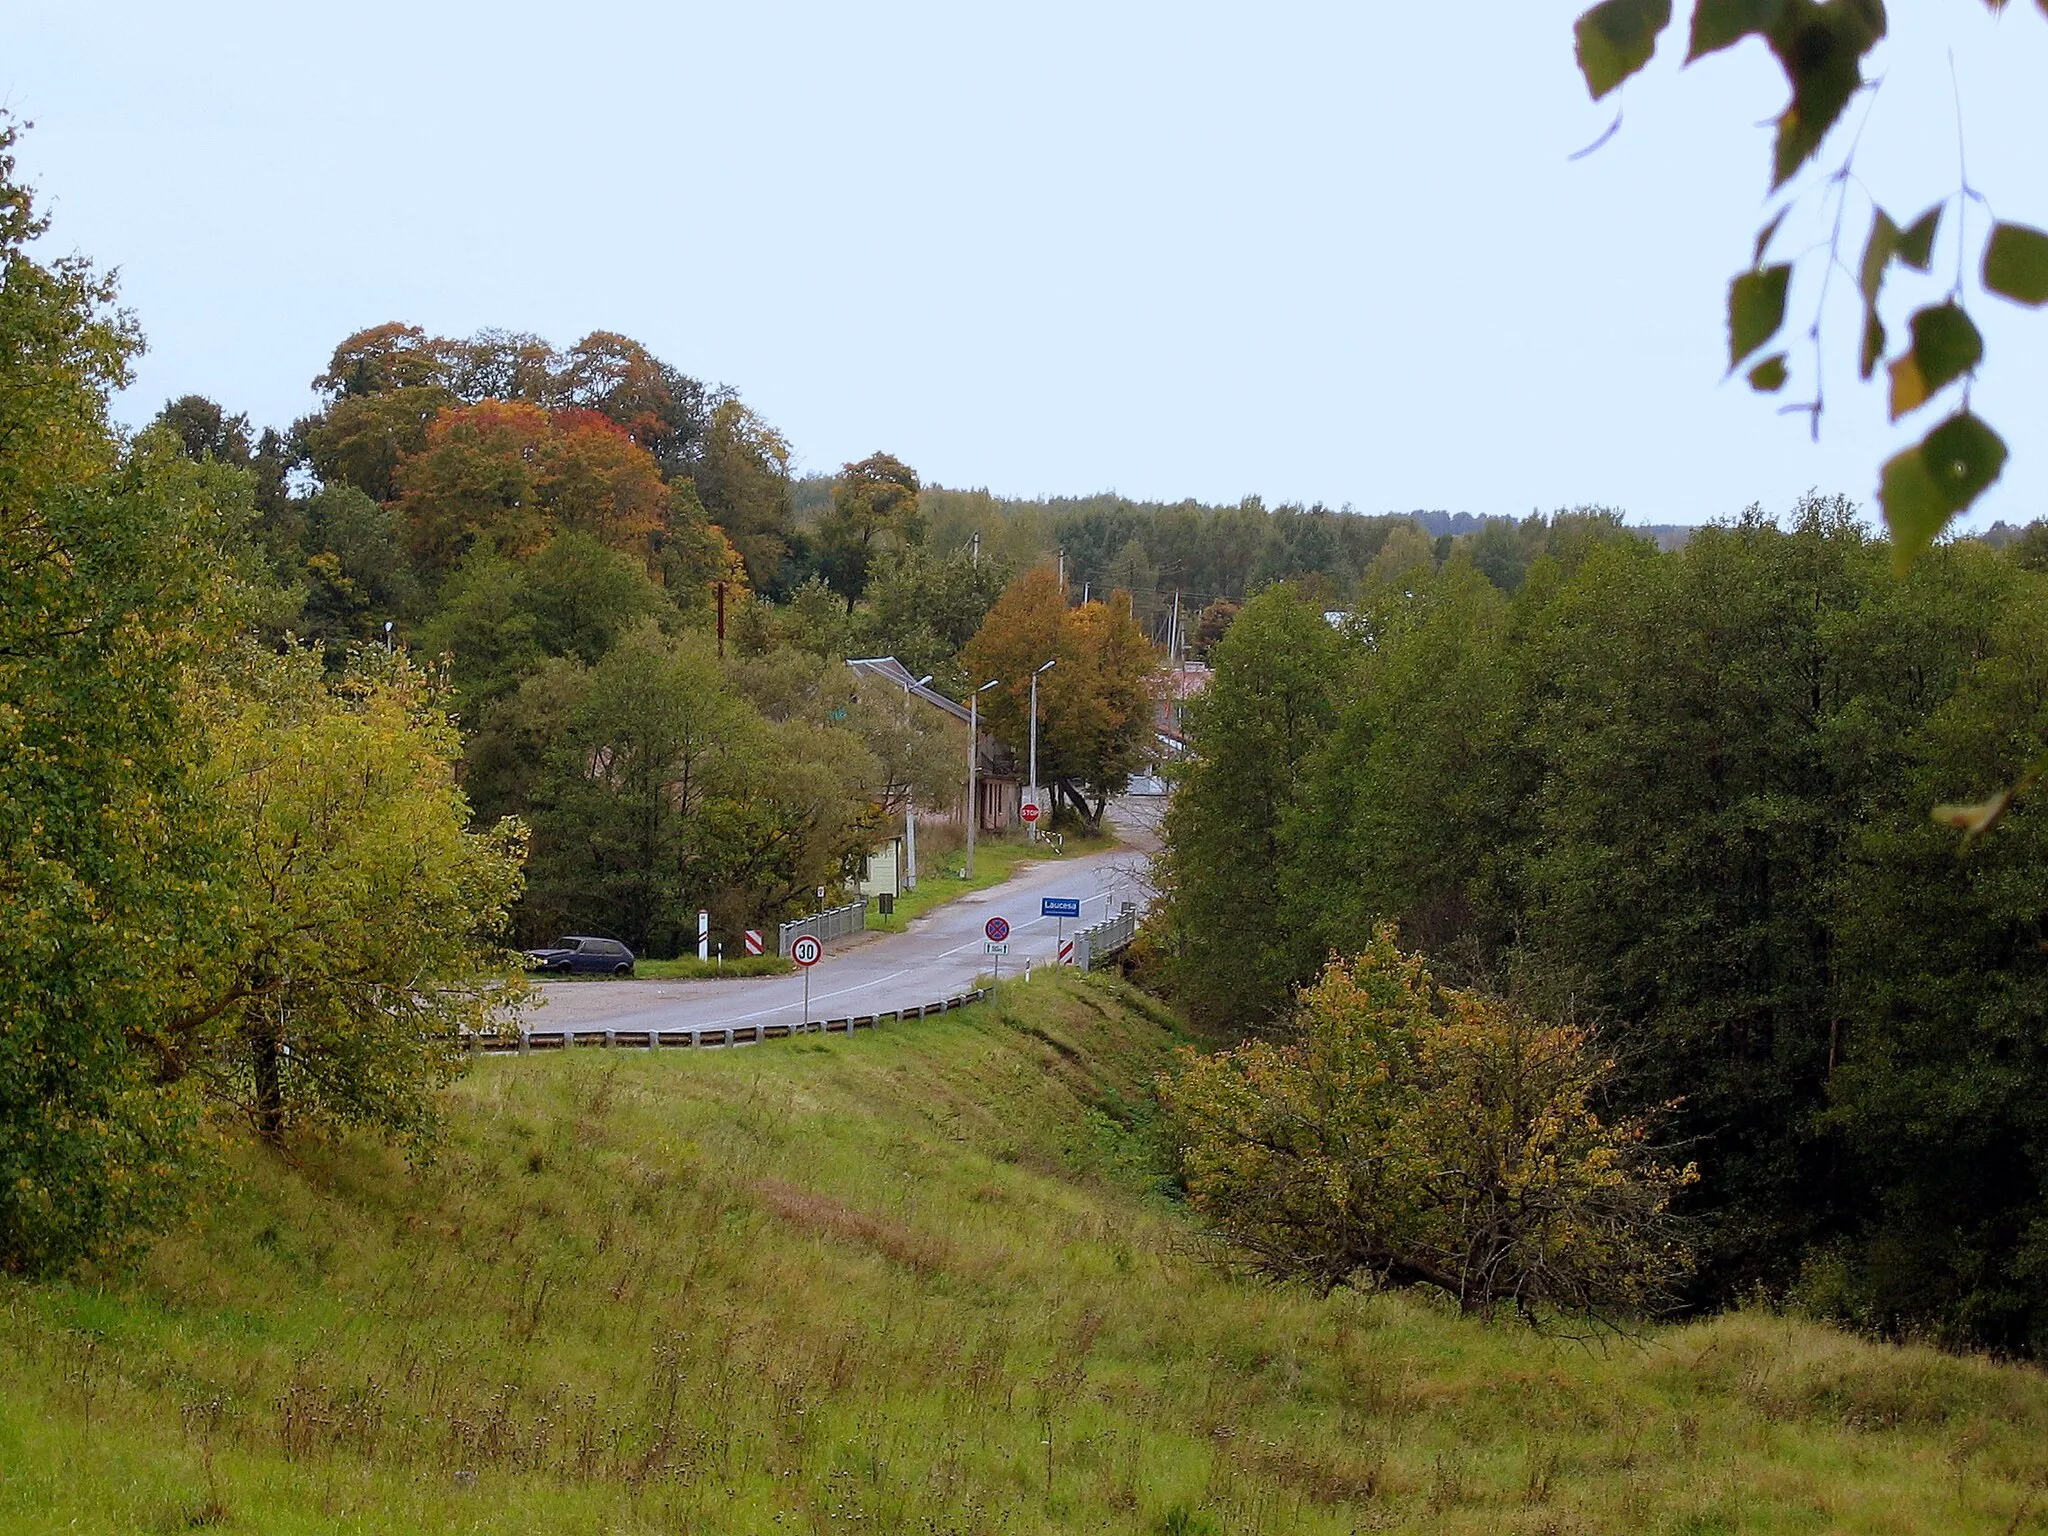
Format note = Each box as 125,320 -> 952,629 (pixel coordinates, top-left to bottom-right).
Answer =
4,971 -> 2045,1533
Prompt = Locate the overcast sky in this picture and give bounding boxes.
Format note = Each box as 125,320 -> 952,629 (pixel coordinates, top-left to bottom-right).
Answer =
9,1 -> 2046,527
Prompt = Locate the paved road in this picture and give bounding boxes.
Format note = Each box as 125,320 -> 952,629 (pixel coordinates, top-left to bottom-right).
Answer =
528,805 -> 1159,1035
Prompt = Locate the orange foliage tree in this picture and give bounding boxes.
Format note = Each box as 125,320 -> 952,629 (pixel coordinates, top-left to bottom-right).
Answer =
960,566 -> 1155,832
396,401 -> 669,579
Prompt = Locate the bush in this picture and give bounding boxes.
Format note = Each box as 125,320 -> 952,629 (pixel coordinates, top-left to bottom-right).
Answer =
1159,925 -> 1695,1327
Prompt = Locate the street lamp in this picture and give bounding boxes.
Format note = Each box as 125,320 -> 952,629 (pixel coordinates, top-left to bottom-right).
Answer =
965,678 -> 1001,879
904,673 -> 932,890
1027,658 -> 1056,840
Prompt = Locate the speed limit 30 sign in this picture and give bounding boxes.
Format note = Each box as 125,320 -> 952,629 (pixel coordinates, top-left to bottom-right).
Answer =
790,935 -> 822,967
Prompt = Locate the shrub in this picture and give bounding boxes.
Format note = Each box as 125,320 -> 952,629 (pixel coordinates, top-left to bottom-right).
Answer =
1160,925 -> 1694,1326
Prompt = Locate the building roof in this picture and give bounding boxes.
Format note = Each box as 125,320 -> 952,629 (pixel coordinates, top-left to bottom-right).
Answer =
846,657 -> 972,725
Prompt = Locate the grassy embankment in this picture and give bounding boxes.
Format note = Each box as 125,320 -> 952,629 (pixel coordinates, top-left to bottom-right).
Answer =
867,829 -> 1118,935
6,971 -> 2047,1534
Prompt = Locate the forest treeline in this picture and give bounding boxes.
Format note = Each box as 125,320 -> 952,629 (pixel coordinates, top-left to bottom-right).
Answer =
1156,499 -> 2048,1355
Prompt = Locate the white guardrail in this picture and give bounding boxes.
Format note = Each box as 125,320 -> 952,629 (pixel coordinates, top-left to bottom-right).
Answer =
777,900 -> 867,956
1072,907 -> 1139,972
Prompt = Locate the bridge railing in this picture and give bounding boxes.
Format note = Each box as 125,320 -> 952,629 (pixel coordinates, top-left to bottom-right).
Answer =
777,900 -> 868,956
1072,906 -> 1139,971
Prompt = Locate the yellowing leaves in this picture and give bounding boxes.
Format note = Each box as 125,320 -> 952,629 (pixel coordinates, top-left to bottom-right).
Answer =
1159,924 -> 1693,1326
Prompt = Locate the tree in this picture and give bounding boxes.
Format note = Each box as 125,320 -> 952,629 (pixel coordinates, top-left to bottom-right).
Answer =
556,330 -> 721,478
155,395 -> 253,465
1154,583 -> 1349,1032
421,534 -> 672,717
300,385 -> 456,503
515,626 -> 880,955
848,543 -> 1010,691
178,649 -> 528,1147
692,400 -> 796,592
1160,927 -> 1695,1326
1570,0 -> 2048,555
0,115 -> 234,1270
395,400 -> 669,578
960,567 -> 1156,833
817,452 -> 923,609
295,484 -> 418,646
313,321 -> 456,399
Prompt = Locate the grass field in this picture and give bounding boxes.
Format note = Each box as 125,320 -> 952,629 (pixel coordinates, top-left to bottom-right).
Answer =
5,971 -> 2047,1534
868,830 -> 1118,934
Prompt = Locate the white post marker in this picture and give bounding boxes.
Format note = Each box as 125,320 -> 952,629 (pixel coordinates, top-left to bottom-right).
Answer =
790,934 -> 822,1027
698,908 -> 709,961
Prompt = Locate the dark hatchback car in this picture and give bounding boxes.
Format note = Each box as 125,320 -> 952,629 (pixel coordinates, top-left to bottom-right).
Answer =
523,935 -> 636,975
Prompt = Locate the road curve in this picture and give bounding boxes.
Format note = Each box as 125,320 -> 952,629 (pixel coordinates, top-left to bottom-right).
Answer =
524,814 -> 1158,1036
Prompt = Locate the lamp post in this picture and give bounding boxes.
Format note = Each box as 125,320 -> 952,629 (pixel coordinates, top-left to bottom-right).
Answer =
965,678 -> 1000,879
903,672 -> 932,890
1028,658 -> 1056,840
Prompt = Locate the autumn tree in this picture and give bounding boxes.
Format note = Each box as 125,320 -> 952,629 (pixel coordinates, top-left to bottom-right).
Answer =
556,330 -> 722,476
1160,927 -> 1696,1326
395,400 -> 669,578
179,648 -> 528,1147
960,567 -> 1156,833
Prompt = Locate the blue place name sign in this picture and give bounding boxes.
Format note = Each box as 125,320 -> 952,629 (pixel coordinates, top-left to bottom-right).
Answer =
1041,897 -> 1082,919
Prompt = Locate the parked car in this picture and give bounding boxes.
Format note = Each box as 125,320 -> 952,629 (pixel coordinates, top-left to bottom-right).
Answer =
523,935 -> 636,975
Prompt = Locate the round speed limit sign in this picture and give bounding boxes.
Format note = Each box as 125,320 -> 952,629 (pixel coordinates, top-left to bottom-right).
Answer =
790,935 -> 822,967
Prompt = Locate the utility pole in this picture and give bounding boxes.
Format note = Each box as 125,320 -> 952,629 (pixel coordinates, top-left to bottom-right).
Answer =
714,581 -> 726,659
965,678 -> 1000,878
1171,589 -> 1181,668
904,672 -> 932,889
1057,547 -> 1065,593
1028,658 -> 1056,841
972,532 -> 980,569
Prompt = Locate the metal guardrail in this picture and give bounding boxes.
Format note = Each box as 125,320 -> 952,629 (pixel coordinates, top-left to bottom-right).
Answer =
1072,907 -> 1139,972
776,900 -> 867,956
464,989 -> 993,1053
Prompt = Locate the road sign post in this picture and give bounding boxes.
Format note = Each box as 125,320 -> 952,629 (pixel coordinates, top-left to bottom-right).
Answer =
985,917 -> 1009,985
790,934 -> 821,1026
1040,897 -> 1079,966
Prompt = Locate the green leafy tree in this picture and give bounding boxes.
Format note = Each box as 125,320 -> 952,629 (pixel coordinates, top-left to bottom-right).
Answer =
817,452 -> 923,610
0,118 -> 239,1270
1154,583 -> 1348,1032
693,400 -> 796,592
155,394 -> 253,465
516,626 -> 881,954
1161,926 -> 1695,1325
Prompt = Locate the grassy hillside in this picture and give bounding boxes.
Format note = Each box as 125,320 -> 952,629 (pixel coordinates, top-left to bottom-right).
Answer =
5,973 -> 2046,1534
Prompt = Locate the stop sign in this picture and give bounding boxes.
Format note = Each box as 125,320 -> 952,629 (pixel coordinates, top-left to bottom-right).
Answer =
1021,802 -> 1041,824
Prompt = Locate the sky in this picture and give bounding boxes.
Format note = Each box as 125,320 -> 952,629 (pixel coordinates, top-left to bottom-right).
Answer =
8,1 -> 2047,528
